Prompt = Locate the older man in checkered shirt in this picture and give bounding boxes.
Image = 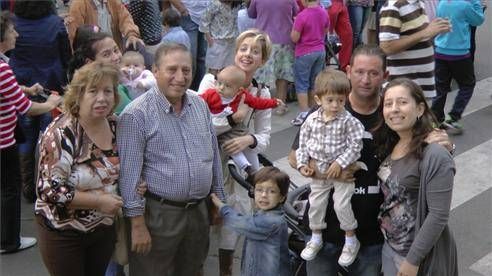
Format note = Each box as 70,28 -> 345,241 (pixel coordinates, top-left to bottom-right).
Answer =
296,69 -> 365,266
117,43 -> 225,276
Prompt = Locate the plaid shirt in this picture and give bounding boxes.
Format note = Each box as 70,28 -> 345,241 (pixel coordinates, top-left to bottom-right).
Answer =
117,87 -> 225,217
296,108 -> 364,171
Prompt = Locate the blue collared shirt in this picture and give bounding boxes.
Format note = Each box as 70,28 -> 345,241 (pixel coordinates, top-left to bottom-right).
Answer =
117,86 -> 225,217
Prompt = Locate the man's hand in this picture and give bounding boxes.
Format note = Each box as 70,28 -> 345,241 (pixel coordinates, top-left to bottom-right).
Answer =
21,83 -> 43,96
397,260 -> 419,276
131,216 -> 152,255
299,165 -> 314,177
125,36 -> 144,50
46,93 -> 63,109
425,128 -> 454,153
422,18 -> 451,40
326,161 -> 342,179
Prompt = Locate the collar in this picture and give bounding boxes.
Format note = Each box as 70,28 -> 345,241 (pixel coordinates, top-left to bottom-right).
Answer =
92,0 -> 107,9
0,52 -> 9,63
314,107 -> 348,122
151,86 -> 192,114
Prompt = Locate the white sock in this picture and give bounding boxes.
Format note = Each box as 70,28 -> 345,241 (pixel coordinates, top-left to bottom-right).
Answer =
345,235 -> 357,246
311,233 -> 323,245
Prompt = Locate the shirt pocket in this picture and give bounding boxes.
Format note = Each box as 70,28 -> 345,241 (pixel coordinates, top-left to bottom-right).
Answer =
192,131 -> 214,163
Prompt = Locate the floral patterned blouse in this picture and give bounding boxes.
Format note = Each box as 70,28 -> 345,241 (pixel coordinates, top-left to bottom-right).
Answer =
199,0 -> 240,40
35,114 -> 119,232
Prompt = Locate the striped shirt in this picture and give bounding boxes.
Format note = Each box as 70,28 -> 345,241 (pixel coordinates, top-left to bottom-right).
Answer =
379,0 -> 436,98
296,108 -> 364,171
0,61 -> 32,149
117,87 -> 225,217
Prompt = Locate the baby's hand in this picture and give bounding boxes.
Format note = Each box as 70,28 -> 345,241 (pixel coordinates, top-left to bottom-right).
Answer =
326,162 -> 341,179
210,193 -> 225,209
275,98 -> 285,107
299,165 -> 314,177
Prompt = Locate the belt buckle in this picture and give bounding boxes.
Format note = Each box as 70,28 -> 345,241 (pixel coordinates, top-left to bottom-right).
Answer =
184,201 -> 196,209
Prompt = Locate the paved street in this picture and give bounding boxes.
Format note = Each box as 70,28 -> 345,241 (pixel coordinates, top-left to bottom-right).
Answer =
1,3 -> 491,276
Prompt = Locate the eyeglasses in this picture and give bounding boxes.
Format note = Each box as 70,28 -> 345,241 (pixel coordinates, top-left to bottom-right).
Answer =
254,187 -> 279,195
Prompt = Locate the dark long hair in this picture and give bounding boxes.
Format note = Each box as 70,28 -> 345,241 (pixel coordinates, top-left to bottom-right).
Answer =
373,78 -> 437,160
67,31 -> 112,81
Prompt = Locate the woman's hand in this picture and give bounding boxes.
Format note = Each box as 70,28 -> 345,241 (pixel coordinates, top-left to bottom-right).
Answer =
397,260 -> 419,276
96,193 -> 123,215
222,135 -> 254,155
136,180 -> 147,197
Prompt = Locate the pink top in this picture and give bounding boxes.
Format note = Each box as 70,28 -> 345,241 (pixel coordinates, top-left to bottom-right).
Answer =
293,6 -> 329,57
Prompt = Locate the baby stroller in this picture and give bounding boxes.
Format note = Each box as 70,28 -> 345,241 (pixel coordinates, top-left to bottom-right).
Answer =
228,154 -> 360,276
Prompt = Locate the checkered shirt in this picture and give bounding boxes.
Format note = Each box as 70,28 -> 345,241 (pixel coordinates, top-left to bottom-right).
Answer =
296,108 -> 364,171
117,87 -> 225,217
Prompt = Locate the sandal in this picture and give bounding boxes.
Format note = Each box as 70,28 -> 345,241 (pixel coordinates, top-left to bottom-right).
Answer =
274,105 -> 289,116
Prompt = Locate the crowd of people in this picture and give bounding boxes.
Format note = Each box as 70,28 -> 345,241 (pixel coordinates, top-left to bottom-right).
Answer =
0,0 -> 488,276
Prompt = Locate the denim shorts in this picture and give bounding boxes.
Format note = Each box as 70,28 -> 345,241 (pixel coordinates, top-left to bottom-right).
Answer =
294,50 -> 326,93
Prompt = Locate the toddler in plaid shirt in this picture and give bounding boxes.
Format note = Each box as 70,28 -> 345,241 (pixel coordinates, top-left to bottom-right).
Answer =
296,69 -> 365,266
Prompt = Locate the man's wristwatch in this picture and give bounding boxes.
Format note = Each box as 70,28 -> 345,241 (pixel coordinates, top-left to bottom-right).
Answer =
450,143 -> 456,155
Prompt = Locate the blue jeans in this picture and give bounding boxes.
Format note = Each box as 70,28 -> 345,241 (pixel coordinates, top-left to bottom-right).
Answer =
294,51 -> 326,93
306,242 -> 382,276
105,261 -> 124,276
180,15 -> 207,91
348,5 -> 370,48
17,112 -> 52,154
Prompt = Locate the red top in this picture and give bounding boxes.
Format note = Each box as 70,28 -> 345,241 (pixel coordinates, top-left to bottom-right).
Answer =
0,61 -> 32,149
200,88 -> 279,115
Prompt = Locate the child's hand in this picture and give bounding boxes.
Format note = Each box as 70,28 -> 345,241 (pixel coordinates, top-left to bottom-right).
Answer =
326,161 -> 342,179
275,98 -> 285,107
136,180 -> 147,197
136,81 -> 145,90
299,165 -> 314,177
210,193 -> 225,209
205,33 -> 214,46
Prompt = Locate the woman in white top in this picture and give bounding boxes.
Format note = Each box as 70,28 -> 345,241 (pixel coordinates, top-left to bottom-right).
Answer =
198,29 -> 273,276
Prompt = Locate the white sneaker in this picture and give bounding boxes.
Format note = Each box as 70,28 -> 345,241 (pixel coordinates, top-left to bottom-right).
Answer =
0,237 -> 37,254
338,239 -> 360,267
300,240 -> 323,261
19,236 -> 37,251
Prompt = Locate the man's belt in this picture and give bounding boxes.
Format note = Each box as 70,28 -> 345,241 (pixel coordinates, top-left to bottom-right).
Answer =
144,191 -> 204,209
